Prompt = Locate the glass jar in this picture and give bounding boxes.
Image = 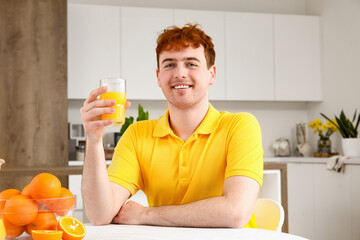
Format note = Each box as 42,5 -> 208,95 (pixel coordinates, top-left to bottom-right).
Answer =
318,138 -> 331,153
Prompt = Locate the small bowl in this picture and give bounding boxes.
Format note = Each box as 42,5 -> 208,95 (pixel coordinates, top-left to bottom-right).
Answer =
0,195 -> 76,239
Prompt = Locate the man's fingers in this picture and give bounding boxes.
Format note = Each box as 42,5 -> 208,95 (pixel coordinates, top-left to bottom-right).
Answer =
81,99 -> 116,113
82,107 -> 115,122
125,101 -> 131,110
84,86 -> 107,105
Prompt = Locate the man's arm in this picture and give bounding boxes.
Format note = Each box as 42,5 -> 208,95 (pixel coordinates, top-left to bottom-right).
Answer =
80,87 -> 131,225
112,175 -> 260,228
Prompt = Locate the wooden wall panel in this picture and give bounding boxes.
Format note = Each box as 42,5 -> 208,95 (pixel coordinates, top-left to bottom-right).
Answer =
0,0 -> 67,189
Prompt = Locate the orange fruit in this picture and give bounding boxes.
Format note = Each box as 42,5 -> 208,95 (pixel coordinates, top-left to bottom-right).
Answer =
57,216 -> 86,240
3,216 -> 25,239
21,184 -> 31,196
3,195 -> 38,226
46,188 -> 75,216
29,173 -> 62,199
0,189 -> 21,209
27,212 -> 57,233
31,230 -> 63,240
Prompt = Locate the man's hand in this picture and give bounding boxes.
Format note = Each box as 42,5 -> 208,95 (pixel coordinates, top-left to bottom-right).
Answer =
113,201 -> 147,225
80,86 -> 131,143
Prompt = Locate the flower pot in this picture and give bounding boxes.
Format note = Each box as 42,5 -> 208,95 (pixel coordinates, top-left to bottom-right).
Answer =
341,138 -> 360,157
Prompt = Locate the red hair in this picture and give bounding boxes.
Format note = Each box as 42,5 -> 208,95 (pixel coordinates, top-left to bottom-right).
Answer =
156,24 -> 215,69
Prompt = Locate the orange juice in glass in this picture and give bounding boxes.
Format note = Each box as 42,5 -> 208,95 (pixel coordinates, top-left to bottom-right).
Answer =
100,78 -> 126,126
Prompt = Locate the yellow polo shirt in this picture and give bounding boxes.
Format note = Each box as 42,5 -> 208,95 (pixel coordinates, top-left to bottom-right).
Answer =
108,104 -> 263,228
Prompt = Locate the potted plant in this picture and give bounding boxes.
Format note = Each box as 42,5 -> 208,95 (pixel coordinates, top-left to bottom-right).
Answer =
114,104 -> 149,145
321,110 -> 360,156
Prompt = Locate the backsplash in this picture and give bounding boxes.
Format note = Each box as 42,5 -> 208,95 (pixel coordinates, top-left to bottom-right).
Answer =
68,99 -> 309,157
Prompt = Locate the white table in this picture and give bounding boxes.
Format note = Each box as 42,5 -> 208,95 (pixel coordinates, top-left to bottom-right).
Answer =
17,224 -> 308,239
81,224 -> 308,240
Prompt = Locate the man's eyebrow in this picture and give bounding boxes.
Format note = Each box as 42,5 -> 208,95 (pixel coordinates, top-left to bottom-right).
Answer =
161,57 -> 201,64
161,58 -> 175,64
184,57 -> 200,62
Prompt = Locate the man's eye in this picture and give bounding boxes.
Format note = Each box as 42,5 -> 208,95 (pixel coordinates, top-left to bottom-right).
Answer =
187,62 -> 198,67
164,63 -> 174,68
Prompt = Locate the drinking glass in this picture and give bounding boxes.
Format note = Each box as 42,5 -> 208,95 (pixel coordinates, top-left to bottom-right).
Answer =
100,78 -> 126,126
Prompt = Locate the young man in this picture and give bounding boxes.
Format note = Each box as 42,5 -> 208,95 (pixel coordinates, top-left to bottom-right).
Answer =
80,24 -> 263,228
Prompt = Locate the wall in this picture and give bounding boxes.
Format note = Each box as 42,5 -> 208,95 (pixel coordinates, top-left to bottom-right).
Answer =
68,0 -> 313,157
306,0 -> 360,153
69,100 -> 308,158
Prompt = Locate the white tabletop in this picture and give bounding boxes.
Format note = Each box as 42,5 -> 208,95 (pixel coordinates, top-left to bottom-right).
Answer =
17,224 -> 308,239
79,224 -> 308,240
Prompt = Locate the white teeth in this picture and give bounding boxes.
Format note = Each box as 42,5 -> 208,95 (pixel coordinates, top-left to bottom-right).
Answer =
174,85 -> 190,89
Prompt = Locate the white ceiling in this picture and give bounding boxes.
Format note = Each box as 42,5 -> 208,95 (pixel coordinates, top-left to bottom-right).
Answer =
68,0 -> 310,15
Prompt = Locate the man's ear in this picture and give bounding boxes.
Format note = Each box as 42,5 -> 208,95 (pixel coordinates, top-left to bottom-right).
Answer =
209,65 -> 216,85
156,68 -> 161,87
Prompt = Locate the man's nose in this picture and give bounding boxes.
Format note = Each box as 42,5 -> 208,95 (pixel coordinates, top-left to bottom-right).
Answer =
174,65 -> 187,79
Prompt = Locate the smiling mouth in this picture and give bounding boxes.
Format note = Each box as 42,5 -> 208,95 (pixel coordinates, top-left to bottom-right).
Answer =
173,85 -> 191,89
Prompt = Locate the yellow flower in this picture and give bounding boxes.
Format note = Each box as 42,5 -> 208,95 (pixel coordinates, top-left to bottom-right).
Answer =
308,119 -> 321,129
326,120 -> 338,132
308,117 -> 337,140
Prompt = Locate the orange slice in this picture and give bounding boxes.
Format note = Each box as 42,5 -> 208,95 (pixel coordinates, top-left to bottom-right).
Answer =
57,216 -> 86,240
31,230 -> 63,240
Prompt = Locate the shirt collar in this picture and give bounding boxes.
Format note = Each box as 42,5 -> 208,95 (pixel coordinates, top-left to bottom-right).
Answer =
153,104 -> 220,138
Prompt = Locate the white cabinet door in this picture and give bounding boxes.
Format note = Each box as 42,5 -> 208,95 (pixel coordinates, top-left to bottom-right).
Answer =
288,163 -> 360,240
313,164 -> 352,240
225,13 -> 274,100
348,165 -> 360,240
120,7 -> 173,100
287,163 -> 315,239
274,15 -> 322,101
174,10 -> 226,100
68,4 -> 121,99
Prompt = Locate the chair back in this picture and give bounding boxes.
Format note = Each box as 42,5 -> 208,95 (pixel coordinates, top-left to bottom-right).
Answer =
254,198 -> 284,232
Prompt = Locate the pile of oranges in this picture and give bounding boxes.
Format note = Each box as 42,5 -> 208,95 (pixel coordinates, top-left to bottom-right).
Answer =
0,173 -> 85,240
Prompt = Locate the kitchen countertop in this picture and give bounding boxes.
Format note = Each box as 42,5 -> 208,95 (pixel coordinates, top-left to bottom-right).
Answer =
69,157 -> 360,166
264,156 -> 360,165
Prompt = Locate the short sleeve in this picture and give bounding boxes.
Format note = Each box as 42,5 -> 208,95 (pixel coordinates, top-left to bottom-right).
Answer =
107,124 -> 143,196
225,113 -> 263,186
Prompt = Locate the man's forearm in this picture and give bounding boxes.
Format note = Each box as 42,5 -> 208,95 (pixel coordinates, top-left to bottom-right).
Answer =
141,195 -> 250,228
81,139 -> 119,225
114,176 -> 259,228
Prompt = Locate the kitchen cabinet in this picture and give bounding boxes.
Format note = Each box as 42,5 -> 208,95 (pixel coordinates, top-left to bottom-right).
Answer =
274,15 -> 322,101
174,9 -> 226,100
287,163 -> 360,240
120,7 -> 173,100
68,4 -> 121,99
68,4 -> 322,101
225,13 -> 322,101
225,12 -> 275,100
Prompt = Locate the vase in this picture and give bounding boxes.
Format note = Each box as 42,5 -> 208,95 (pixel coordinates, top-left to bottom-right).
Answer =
341,138 -> 360,157
318,138 -> 331,154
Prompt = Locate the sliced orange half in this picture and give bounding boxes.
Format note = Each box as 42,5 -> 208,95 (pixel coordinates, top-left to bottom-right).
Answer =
31,230 -> 63,240
57,216 -> 86,240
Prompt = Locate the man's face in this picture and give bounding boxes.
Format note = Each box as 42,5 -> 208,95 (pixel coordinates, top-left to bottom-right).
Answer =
156,45 -> 216,109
